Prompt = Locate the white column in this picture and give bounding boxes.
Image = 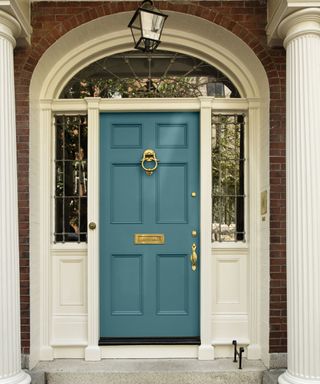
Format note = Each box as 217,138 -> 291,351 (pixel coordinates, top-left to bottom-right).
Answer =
0,10 -> 31,384
278,9 -> 320,384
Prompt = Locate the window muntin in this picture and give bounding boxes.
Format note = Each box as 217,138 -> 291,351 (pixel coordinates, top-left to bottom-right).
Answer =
59,50 -> 241,99
54,115 -> 88,243
212,114 -> 246,242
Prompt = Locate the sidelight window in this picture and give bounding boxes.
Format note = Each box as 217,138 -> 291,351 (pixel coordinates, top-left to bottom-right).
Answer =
212,113 -> 246,242
54,115 -> 88,243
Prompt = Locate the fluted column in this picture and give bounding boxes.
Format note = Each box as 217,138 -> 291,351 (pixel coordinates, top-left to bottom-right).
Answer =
0,10 -> 31,384
278,8 -> 320,384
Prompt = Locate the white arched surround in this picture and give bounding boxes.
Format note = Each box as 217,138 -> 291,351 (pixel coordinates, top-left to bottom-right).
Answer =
29,11 -> 270,367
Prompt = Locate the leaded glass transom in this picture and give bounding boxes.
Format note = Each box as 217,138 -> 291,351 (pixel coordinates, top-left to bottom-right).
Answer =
212,114 -> 246,242
60,50 -> 241,99
54,115 -> 88,243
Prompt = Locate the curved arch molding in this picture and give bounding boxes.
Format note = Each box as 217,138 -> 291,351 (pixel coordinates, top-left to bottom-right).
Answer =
30,12 -> 269,100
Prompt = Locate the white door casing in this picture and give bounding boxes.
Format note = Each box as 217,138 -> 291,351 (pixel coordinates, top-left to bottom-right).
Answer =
29,11 -> 270,366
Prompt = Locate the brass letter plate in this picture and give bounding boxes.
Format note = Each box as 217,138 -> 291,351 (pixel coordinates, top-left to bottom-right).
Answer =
134,234 -> 165,245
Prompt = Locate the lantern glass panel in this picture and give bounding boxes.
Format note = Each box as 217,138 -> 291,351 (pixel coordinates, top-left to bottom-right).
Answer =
130,24 -> 141,47
137,37 -> 159,52
140,10 -> 165,41
130,10 -> 141,30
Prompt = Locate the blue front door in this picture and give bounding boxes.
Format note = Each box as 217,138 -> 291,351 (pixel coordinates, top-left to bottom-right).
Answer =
100,112 -> 200,342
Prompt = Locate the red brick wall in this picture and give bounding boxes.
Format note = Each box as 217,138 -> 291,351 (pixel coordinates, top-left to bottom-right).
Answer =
15,1 -> 287,355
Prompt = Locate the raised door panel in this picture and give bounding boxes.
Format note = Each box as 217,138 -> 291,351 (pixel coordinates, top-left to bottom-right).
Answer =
111,124 -> 142,148
156,123 -> 188,148
110,164 -> 142,224
52,253 -> 87,314
156,254 -> 189,315
156,164 -> 188,224
111,254 -> 143,315
51,251 -> 87,346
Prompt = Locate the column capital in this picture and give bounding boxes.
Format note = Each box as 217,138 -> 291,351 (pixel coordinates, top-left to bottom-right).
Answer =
278,8 -> 320,48
0,9 -> 21,46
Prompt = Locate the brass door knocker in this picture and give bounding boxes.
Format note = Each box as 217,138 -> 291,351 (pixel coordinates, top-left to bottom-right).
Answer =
141,149 -> 159,176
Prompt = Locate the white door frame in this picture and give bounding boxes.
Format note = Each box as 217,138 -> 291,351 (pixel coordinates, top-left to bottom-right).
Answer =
29,11 -> 270,366
35,96 -> 259,361
86,97 -> 216,360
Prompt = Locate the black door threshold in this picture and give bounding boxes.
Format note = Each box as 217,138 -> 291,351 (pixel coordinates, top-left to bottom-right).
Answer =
99,337 -> 201,346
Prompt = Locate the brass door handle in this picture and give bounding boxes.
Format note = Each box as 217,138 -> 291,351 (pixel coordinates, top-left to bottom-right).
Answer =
190,243 -> 198,271
141,149 -> 159,176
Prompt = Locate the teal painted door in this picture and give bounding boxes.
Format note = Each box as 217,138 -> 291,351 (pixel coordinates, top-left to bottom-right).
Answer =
100,112 -> 199,340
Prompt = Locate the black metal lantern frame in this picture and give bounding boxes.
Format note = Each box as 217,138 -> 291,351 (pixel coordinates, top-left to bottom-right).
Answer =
128,0 -> 168,53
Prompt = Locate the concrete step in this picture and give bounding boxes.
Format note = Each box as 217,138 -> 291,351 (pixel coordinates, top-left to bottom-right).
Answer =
30,358 -> 266,384
262,369 -> 285,384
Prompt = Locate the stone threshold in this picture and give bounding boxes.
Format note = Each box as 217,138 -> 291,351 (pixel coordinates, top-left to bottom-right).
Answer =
30,358 -> 267,384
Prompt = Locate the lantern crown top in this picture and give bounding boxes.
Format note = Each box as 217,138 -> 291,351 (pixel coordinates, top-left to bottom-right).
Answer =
141,0 -> 154,9
128,0 -> 168,53
139,0 -> 162,15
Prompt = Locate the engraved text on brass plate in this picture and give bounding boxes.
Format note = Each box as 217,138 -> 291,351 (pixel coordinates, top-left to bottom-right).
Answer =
134,234 -> 165,245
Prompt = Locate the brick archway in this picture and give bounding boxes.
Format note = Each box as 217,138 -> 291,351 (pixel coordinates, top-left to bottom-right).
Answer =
16,1 -> 286,359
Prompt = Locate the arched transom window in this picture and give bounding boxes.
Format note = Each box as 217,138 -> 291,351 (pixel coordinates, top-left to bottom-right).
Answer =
60,50 -> 241,99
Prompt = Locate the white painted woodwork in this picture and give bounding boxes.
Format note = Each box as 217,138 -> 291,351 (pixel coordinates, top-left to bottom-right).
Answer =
85,99 -> 101,361
39,102 -> 54,361
266,0 -> 320,46
198,99 -> 215,360
0,0 -> 32,45
0,10 -> 30,384
213,251 -> 247,312
101,346 -> 199,359
211,247 -> 249,357
51,246 -> 88,348
52,249 -> 87,306
29,11 -> 269,362
257,97 -> 270,366
51,98 -> 250,113
30,13 -> 269,100
278,8 -> 320,384
47,98 -> 258,360
247,102 -> 262,360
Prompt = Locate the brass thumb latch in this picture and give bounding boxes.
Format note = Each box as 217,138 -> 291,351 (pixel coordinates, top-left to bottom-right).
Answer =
141,149 -> 159,176
190,243 -> 198,271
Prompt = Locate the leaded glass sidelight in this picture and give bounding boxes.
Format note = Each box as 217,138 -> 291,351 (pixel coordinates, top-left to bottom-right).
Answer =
54,115 -> 88,243
212,114 -> 246,242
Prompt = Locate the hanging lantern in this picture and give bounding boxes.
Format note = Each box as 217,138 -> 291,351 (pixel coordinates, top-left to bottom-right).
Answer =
128,0 -> 168,53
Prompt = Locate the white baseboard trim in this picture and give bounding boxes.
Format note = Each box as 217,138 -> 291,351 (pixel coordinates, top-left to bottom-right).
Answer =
101,345 -> 199,359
